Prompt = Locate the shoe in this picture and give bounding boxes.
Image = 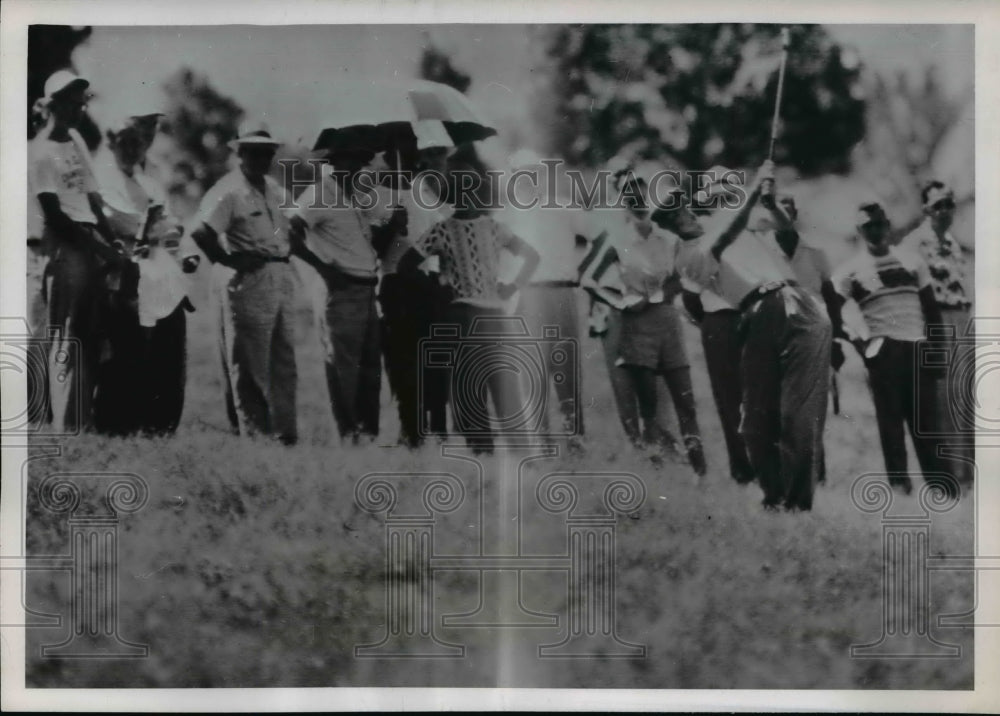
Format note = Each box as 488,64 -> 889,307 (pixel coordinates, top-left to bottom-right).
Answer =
889,477 -> 914,495
685,438 -> 707,477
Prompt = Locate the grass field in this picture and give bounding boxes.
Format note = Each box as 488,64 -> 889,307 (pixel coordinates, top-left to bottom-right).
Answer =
23,271 -> 975,689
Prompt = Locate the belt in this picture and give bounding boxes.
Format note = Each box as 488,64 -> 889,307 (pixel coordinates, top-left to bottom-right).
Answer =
320,263 -> 378,286
529,280 -> 578,289
738,280 -> 797,313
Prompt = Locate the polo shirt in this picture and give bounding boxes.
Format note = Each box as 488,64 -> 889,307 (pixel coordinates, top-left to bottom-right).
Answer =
198,168 -> 290,259
286,166 -> 379,278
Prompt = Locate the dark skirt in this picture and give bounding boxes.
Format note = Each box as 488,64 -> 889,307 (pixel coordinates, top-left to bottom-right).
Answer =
618,301 -> 689,372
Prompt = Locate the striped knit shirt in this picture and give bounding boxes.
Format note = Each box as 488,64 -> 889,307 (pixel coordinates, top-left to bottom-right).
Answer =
831,246 -> 931,342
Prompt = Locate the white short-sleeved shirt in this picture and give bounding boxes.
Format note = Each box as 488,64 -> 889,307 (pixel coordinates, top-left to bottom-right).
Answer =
677,229 -> 797,309
287,167 -> 382,278
198,168 -> 291,259
831,246 -> 931,342
30,134 -> 98,225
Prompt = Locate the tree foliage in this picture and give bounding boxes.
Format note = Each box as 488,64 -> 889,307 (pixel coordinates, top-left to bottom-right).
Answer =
419,42 -> 472,94
542,24 -> 866,174
160,68 -> 245,200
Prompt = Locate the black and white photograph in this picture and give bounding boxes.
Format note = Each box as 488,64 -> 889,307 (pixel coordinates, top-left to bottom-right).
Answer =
2,0 -> 998,711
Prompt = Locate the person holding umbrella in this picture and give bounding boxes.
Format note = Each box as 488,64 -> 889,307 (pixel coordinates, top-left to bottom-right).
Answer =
189,124 -> 298,444
375,120 -> 455,447
287,141 -> 390,445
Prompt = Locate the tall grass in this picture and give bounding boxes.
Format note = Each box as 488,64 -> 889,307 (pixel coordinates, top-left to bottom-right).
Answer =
24,289 -> 974,688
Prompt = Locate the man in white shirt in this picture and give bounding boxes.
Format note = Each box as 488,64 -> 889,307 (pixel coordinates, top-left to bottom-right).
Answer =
32,70 -> 124,433
288,146 -> 389,444
189,127 -> 298,444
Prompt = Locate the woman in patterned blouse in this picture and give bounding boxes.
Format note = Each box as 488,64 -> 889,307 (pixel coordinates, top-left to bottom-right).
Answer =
398,151 -> 540,454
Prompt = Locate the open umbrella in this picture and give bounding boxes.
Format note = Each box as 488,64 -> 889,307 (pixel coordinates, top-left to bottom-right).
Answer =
309,80 -> 416,154
311,79 -> 496,154
407,79 -> 496,145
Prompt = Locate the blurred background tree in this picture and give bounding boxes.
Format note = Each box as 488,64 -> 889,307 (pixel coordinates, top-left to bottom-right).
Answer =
419,40 -> 472,94
28,25 -> 101,149
159,68 -> 244,213
853,65 -> 974,240
540,24 -> 866,174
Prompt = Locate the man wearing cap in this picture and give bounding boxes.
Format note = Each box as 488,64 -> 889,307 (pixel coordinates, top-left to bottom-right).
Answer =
833,202 -> 947,494
375,122 -> 454,447
902,181 -> 974,485
31,70 -> 125,432
189,127 -> 298,443
287,145 -> 387,445
677,161 -> 833,510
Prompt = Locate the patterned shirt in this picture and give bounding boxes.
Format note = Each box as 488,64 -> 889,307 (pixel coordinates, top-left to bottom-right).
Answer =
414,215 -> 518,307
902,219 -> 971,308
831,246 -> 931,342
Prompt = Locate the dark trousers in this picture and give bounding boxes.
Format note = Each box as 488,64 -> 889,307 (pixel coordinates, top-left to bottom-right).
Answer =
444,302 -> 525,454
701,310 -> 754,483
624,365 -> 700,449
865,337 -> 942,490
45,233 -> 104,433
599,307 -> 673,445
379,272 -> 449,446
94,293 -> 188,435
740,288 -> 831,511
322,276 -> 382,441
